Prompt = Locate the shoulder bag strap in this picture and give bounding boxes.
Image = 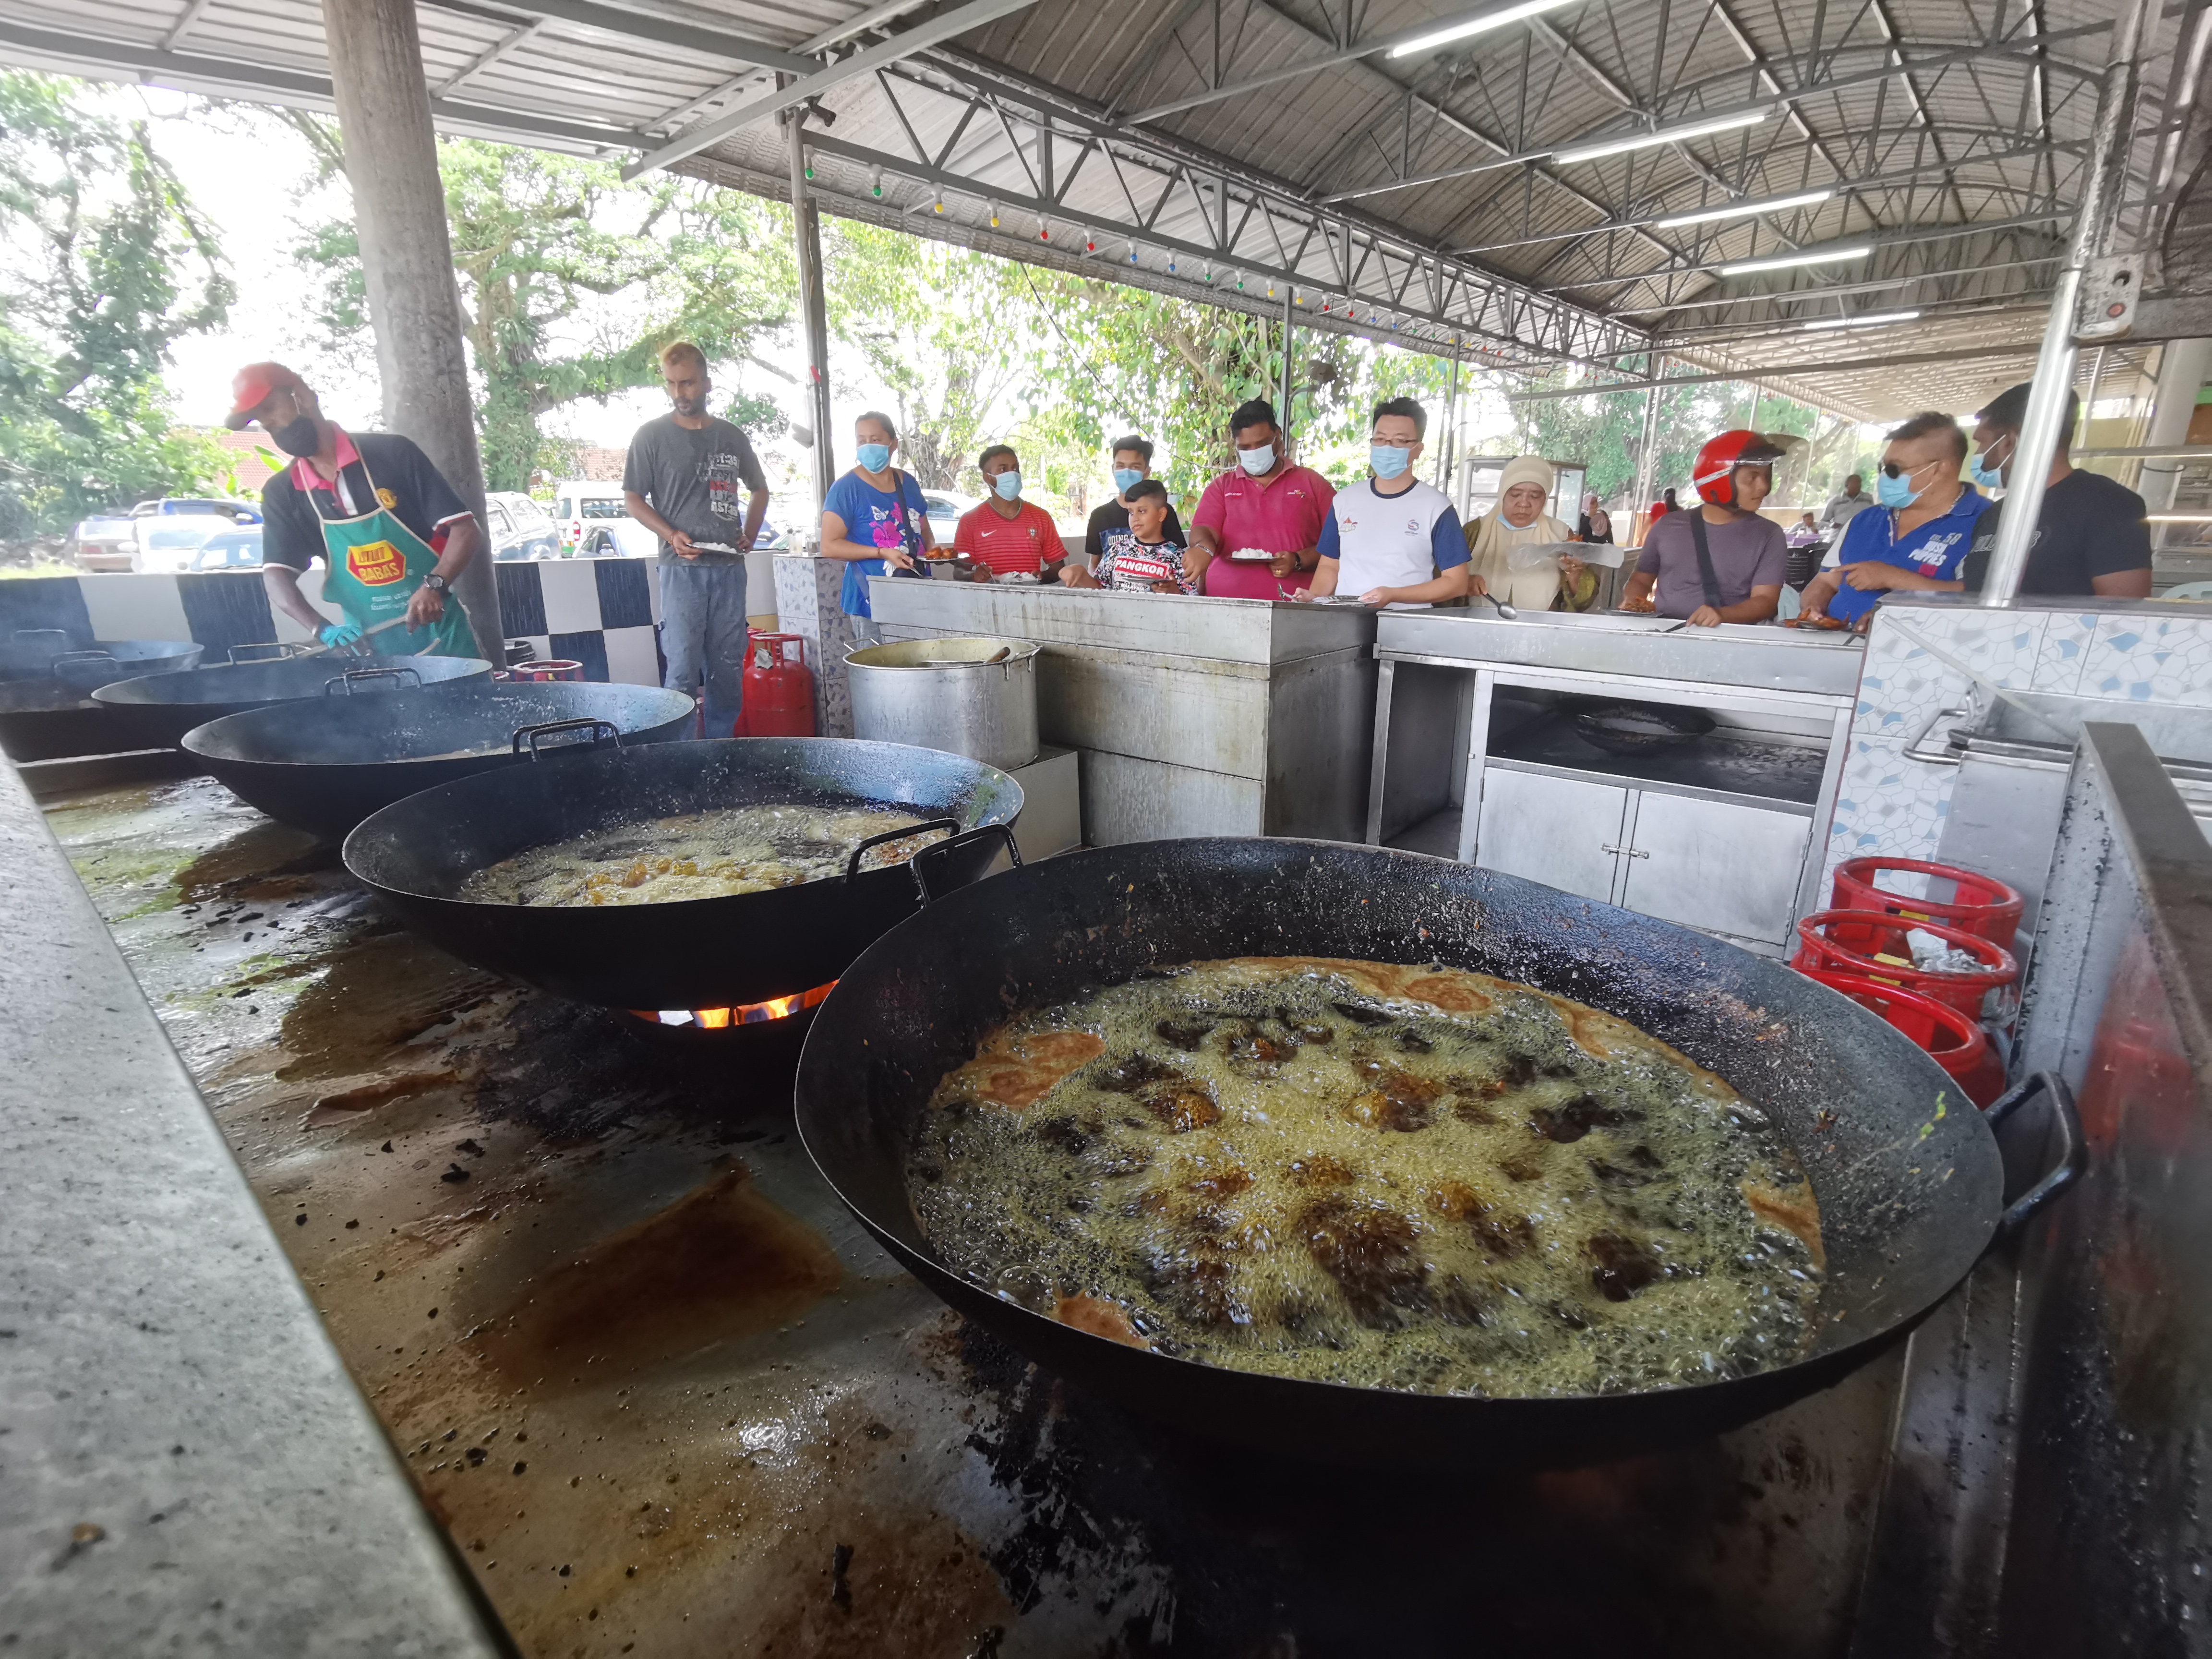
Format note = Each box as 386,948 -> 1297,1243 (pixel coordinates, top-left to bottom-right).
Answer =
1685,510 -> 1726,610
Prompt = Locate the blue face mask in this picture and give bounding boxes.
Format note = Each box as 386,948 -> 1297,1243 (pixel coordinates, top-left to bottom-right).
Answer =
1112,467 -> 1143,494
1370,445 -> 1411,481
1969,436 -> 2010,491
1875,468 -> 1921,510
856,442 -> 891,473
993,471 -> 1022,500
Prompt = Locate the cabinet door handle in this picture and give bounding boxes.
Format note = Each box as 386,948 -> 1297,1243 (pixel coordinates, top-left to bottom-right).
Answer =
1602,843 -> 1650,859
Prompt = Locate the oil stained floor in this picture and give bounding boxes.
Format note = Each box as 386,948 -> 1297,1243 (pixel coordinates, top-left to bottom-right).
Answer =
49,777 -> 1905,1659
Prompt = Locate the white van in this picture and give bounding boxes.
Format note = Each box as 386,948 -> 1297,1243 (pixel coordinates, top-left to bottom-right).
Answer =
553,480 -> 655,557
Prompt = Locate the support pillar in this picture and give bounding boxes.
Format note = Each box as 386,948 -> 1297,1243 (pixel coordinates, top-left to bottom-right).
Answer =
1980,0 -> 2152,603
787,108 -> 836,519
321,0 -> 501,658
2140,337 -> 2212,544
1436,351 -> 1460,493
1279,289 -> 1296,448
1631,364 -> 1663,538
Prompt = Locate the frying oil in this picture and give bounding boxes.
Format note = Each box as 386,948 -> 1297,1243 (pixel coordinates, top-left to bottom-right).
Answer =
458,804 -> 928,907
909,958 -> 1822,1398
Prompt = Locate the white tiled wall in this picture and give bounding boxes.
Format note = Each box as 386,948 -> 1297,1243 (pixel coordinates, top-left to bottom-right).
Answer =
1821,601 -> 2212,897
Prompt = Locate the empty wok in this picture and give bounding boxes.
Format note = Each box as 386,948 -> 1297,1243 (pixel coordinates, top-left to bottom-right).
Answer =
94,654 -> 491,749
344,736 -> 1024,1011
183,680 -> 697,840
794,837 -> 2083,1471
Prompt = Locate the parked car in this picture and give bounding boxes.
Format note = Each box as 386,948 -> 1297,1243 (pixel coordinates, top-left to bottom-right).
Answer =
486,491 -> 560,561
920,488 -> 976,548
191,528 -> 264,570
73,497 -> 262,572
553,480 -> 655,558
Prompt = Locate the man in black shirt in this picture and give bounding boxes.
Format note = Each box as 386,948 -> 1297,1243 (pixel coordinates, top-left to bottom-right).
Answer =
624,342 -> 769,737
233,362 -> 484,658
1959,380 -> 2153,600
1082,434 -> 1185,569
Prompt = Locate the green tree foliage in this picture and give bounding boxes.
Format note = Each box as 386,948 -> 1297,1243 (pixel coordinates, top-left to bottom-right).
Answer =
821,221 -> 1029,491
0,73 -> 233,535
291,123 -> 793,492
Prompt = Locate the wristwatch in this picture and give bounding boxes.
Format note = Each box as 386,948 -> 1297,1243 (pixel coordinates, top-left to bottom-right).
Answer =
421,573 -> 451,594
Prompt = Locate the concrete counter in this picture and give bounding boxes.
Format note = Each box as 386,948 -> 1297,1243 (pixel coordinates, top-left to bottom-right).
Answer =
866,580 -> 1378,845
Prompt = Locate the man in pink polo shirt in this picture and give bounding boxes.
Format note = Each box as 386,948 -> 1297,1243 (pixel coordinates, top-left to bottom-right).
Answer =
1186,398 -> 1334,599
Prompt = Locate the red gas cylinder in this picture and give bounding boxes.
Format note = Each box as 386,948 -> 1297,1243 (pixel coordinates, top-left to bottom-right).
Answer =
736,633 -> 816,737
1829,856 -> 2024,952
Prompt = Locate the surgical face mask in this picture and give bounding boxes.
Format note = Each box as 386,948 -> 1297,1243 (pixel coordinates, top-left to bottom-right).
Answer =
855,442 -> 892,473
1370,444 -> 1411,481
1112,467 -> 1143,494
993,471 -> 1022,500
271,413 -> 320,458
1875,458 -> 1933,510
1237,443 -> 1275,476
1970,434 -> 2011,491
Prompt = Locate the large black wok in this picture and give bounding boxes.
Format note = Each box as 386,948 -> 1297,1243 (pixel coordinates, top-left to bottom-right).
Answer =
93,653 -> 491,749
344,736 -> 1024,1010
795,837 -> 2083,1471
183,680 -> 697,840
0,633 -> 205,687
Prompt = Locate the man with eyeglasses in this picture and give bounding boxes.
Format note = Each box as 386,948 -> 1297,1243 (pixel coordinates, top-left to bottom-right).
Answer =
1797,412 -> 1990,631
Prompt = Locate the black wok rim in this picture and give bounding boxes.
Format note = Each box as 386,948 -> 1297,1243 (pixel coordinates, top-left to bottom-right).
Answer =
793,836 -> 2008,1443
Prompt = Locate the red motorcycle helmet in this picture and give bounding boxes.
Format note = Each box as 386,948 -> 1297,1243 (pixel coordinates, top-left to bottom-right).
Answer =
1692,429 -> 1789,507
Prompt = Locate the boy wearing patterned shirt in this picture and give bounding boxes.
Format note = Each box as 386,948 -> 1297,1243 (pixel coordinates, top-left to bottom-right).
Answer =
1061,481 -> 1190,593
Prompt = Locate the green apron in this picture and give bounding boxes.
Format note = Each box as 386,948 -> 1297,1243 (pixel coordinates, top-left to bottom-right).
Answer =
313,453 -> 477,658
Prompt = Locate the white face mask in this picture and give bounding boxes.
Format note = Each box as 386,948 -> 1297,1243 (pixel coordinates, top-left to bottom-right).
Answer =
1237,444 -> 1275,476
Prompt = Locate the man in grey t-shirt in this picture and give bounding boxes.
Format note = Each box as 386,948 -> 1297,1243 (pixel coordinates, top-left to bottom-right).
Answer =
623,341 -> 769,737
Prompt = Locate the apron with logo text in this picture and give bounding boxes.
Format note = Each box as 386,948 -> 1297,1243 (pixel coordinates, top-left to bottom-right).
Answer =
313,459 -> 476,657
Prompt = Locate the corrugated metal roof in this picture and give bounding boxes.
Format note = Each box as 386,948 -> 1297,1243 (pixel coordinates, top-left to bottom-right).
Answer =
0,0 -> 2186,417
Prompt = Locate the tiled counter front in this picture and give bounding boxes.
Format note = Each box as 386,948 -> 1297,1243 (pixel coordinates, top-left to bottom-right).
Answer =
0,559 -> 675,685
1824,598 -> 2212,893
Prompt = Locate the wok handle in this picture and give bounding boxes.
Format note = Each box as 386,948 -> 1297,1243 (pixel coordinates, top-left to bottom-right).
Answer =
845,817 -> 958,882
230,640 -> 305,664
1984,1070 -> 2087,1238
12,628 -> 70,644
50,649 -> 118,669
512,717 -> 620,758
908,822 -> 1022,905
324,666 -> 422,696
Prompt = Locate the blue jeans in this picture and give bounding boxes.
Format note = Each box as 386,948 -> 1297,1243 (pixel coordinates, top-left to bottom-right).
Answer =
658,560 -> 747,738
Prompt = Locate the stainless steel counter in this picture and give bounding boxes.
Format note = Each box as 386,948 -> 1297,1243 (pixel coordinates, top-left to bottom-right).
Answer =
1368,607 -> 1863,956
867,579 -> 1377,844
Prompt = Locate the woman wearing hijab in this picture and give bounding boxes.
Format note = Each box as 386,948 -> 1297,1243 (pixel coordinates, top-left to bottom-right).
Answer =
1463,456 -> 1589,611
1577,492 -> 1613,545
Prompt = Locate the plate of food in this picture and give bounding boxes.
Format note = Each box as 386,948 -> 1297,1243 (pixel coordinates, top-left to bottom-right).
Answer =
1226,546 -> 1279,562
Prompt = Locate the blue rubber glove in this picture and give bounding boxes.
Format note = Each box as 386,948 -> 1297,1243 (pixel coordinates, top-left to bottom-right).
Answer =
319,620 -> 364,648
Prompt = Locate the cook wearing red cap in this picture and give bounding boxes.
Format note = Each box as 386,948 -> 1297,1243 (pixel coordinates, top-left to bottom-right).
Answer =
229,363 -> 481,658
1619,430 -> 1788,626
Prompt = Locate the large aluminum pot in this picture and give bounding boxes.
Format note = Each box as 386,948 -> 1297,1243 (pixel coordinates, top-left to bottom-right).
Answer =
846,636 -> 1040,770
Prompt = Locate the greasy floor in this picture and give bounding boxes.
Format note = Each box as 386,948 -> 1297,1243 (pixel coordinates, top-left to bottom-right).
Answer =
48,777 -> 1905,1659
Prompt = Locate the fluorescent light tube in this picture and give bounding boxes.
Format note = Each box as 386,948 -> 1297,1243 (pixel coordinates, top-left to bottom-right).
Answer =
1719,244 -> 1870,276
1802,309 -> 1921,330
1553,110 -> 1767,165
1390,0 -> 1578,56
1655,188 -> 1832,228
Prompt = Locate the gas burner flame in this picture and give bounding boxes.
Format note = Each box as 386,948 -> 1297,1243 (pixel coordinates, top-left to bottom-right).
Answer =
630,981 -> 836,1030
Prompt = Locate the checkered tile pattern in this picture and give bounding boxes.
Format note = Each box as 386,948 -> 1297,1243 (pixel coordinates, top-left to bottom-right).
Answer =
0,558 -> 672,685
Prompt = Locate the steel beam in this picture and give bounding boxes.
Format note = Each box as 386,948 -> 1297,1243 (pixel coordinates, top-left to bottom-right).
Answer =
424,0 -> 810,73
1323,33 -> 2109,205
0,17 -> 645,151
622,0 -> 1044,179
1504,339 -> 2051,398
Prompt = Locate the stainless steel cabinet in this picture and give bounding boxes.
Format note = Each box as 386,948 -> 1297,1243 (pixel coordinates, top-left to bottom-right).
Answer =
1475,763 -> 1813,949
1616,791 -> 1812,945
1473,767 -> 1628,902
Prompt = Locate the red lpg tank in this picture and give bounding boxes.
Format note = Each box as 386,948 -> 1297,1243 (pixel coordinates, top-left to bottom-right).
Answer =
736,633 -> 816,737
